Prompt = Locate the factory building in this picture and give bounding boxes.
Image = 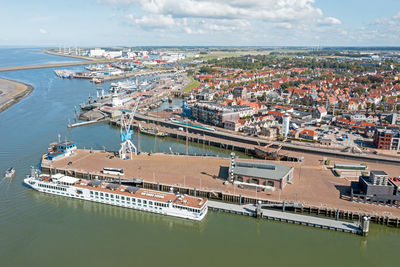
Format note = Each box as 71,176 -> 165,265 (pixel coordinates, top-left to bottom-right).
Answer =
89,48 -> 105,57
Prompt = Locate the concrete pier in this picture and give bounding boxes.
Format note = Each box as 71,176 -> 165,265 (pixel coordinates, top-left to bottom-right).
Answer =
40,149 -> 400,228
207,200 -> 362,235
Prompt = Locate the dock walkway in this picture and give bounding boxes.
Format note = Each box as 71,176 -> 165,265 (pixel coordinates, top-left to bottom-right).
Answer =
207,200 -> 361,235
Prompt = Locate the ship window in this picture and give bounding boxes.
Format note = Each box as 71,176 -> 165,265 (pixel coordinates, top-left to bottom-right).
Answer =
138,199 -> 141,203
105,194 -> 109,197
100,193 -> 104,196
132,198 -> 136,202
143,200 -> 147,204
121,196 -> 125,200
90,191 -> 93,195
149,201 -> 153,205
116,195 -> 119,199
110,194 -> 114,198
126,197 -> 130,202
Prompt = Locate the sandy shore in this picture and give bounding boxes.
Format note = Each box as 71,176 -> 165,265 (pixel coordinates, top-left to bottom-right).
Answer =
0,78 -> 33,113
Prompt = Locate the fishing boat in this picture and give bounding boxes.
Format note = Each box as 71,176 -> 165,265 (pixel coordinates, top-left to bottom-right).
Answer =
91,78 -> 103,84
4,167 -> 15,178
24,173 -> 207,221
139,127 -> 168,137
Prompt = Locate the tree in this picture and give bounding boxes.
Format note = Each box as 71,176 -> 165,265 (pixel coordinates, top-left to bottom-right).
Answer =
396,104 -> 400,112
371,103 -> 376,112
379,104 -> 385,111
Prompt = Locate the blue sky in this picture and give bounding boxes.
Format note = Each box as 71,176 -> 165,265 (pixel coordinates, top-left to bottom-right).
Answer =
1,0 -> 400,47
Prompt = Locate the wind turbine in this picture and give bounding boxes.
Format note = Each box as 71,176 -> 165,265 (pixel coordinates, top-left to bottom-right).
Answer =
119,99 -> 139,159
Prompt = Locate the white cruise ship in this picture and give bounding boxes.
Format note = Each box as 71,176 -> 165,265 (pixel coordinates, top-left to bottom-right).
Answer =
24,173 -> 207,221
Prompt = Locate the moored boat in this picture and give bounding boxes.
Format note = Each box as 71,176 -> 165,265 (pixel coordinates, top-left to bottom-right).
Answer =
24,173 -> 207,221
4,167 -> 15,178
139,126 -> 168,137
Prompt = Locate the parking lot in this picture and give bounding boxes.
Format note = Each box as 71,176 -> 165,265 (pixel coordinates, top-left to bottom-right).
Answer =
295,125 -> 371,150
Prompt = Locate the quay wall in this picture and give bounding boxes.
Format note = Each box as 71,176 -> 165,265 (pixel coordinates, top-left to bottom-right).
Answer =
41,164 -> 400,228
133,114 -> 400,165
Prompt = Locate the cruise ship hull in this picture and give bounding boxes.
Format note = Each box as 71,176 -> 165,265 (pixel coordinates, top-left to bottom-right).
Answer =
24,177 -> 207,221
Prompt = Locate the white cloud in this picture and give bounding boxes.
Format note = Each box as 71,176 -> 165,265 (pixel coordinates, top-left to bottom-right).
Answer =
103,0 -> 340,32
318,17 -> 342,26
105,0 -> 327,22
39,28 -> 48,34
183,18 -> 251,34
276,22 -> 293,29
393,11 -> 400,20
127,14 -> 176,29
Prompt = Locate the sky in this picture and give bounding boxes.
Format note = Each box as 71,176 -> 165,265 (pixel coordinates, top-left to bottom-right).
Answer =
0,0 -> 400,47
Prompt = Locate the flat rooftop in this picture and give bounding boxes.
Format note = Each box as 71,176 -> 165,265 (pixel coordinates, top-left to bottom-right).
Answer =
370,170 -> 388,176
233,161 -> 292,181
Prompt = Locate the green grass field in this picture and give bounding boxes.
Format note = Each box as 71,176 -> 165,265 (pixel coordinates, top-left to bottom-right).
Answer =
183,76 -> 201,92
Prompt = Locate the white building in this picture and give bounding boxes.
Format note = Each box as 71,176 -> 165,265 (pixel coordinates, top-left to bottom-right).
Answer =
112,96 -> 123,107
127,51 -> 137,58
104,51 -> 122,59
282,113 -> 290,137
89,48 -> 105,57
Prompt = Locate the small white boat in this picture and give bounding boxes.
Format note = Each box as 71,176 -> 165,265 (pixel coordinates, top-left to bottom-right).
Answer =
5,167 -> 15,178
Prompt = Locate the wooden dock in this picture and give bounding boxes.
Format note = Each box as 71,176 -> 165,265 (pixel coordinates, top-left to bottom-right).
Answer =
207,200 -> 362,235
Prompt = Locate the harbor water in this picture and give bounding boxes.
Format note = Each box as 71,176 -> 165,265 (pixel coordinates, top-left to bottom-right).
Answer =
0,48 -> 399,267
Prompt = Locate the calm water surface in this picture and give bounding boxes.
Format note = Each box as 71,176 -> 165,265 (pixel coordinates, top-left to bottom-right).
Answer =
0,49 -> 399,267
0,47 -> 82,68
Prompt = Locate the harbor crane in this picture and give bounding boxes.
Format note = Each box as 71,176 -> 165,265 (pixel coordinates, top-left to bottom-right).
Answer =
119,99 -> 139,159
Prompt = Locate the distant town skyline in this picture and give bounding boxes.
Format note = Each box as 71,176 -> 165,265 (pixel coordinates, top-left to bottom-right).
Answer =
1,0 -> 400,47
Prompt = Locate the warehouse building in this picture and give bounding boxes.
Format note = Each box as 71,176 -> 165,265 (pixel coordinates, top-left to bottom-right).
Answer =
229,154 -> 293,192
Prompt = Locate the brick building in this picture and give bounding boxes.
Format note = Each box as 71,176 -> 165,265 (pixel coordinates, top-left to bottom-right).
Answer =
229,158 -> 294,191
373,128 -> 400,150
